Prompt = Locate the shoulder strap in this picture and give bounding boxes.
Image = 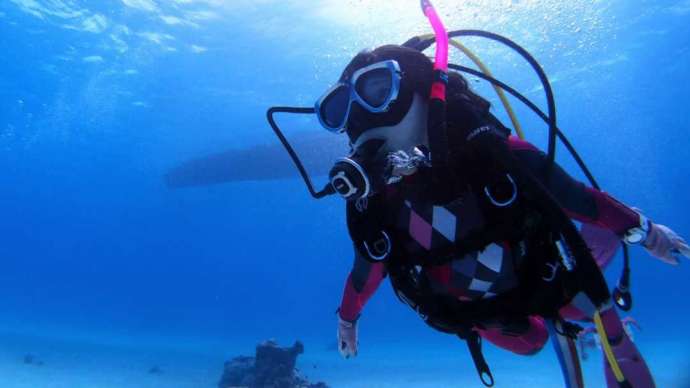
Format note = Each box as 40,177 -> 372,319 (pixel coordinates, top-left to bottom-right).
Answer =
347,196 -> 396,262
465,129 -> 612,312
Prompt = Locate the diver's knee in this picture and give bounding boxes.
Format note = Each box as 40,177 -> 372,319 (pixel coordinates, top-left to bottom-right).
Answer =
479,316 -> 548,356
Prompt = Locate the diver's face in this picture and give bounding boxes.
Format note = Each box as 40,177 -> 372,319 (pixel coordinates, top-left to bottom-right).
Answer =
340,94 -> 428,192
349,93 -> 428,158
327,94 -> 429,201
325,56 -> 429,201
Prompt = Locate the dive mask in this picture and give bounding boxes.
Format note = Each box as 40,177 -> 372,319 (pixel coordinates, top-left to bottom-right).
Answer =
316,60 -> 402,133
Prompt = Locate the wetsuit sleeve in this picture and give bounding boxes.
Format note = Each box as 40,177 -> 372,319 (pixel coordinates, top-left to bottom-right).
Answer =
508,136 -> 639,235
338,247 -> 386,322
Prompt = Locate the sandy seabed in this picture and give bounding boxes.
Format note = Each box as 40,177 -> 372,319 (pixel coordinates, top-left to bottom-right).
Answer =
0,329 -> 688,388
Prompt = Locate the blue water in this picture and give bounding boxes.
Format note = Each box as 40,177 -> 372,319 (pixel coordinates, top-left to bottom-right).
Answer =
1,1 -> 689,387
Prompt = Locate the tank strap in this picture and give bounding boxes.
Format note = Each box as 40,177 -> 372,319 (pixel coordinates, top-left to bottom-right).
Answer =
462,331 -> 495,387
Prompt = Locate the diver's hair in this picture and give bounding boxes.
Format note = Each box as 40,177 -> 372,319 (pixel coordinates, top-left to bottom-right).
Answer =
341,45 -> 491,119
447,72 -> 491,115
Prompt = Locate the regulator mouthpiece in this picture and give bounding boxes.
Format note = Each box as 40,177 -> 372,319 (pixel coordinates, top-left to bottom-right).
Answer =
329,158 -> 371,201
328,139 -> 393,201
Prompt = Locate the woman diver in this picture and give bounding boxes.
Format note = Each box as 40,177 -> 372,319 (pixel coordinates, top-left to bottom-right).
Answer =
266,3 -> 689,387
324,43 -> 688,388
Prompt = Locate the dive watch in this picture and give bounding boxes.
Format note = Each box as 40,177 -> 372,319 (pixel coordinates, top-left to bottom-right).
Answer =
623,213 -> 651,245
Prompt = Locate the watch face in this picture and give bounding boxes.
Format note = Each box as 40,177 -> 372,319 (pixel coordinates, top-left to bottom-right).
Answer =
626,231 -> 644,244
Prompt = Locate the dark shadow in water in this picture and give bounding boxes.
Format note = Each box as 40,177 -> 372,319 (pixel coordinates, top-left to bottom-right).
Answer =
165,132 -> 347,188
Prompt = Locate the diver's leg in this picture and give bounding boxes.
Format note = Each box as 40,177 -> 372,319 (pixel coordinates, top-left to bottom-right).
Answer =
558,222 -> 655,387
477,316 -> 548,355
598,307 -> 655,388
560,298 -> 655,387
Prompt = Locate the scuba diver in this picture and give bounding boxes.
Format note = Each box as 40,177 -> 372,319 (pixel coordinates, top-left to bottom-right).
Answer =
266,2 -> 690,387
329,44 -> 688,388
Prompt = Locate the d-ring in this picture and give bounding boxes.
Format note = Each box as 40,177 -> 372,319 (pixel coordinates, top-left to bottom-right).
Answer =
484,174 -> 517,207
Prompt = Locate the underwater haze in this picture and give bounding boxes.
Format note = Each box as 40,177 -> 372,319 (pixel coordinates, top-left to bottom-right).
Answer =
1,0 -> 690,387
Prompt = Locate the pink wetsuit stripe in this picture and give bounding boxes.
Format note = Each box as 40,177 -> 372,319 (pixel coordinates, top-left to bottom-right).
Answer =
478,316 -> 548,355
582,188 -> 639,235
339,263 -> 385,321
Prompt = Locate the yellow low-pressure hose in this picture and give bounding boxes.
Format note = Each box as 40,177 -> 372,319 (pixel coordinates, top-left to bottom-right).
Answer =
594,311 -> 628,385
420,34 -> 525,140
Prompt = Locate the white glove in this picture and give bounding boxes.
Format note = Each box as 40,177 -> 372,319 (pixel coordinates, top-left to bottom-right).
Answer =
337,315 -> 358,358
644,223 -> 690,265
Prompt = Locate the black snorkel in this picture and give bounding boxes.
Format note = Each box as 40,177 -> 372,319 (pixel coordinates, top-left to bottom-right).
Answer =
420,0 -> 453,202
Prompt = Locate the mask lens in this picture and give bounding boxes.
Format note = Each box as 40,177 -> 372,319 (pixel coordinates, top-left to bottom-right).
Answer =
355,67 -> 393,109
319,84 -> 350,130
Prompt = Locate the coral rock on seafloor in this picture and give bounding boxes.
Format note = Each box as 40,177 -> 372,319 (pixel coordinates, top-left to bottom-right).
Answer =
218,340 -> 329,388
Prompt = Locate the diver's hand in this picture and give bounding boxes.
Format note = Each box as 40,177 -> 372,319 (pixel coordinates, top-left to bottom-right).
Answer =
643,223 -> 690,265
337,315 -> 358,358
